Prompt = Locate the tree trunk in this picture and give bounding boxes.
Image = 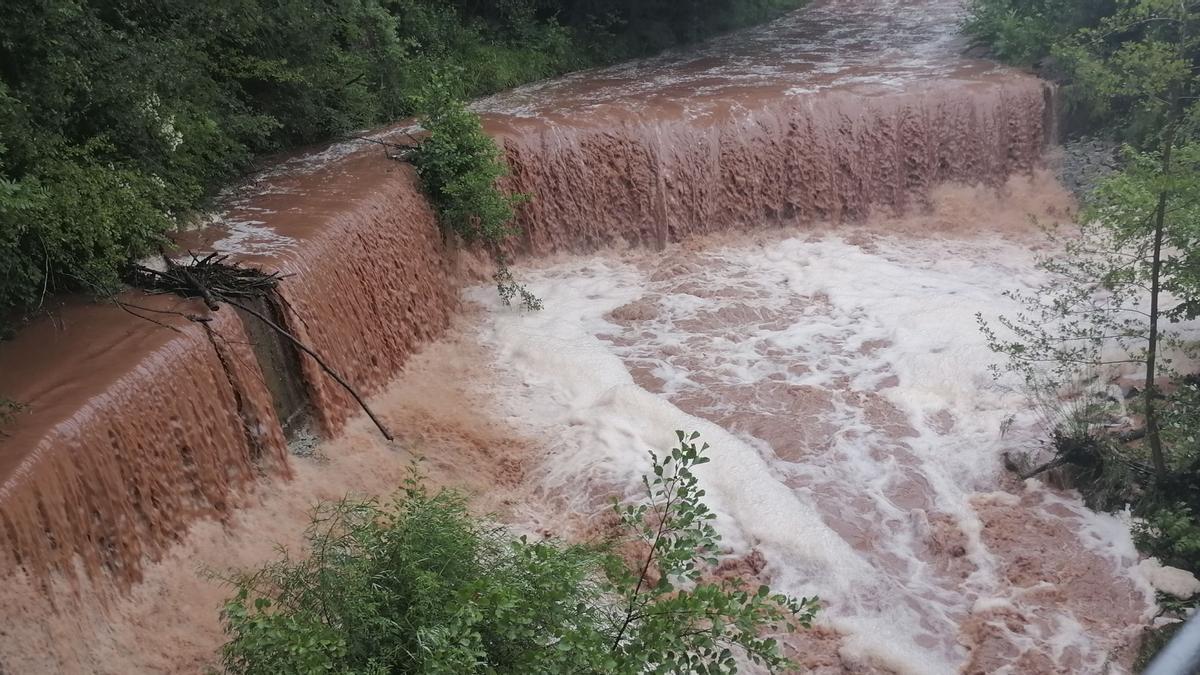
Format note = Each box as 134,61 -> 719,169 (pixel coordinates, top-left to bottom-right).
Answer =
1145,126 -> 1177,484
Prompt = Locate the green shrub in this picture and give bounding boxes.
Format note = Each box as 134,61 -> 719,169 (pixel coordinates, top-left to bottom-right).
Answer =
1132,499 -> 1200,571
0,142 -> 173,312
963,0 -> 1062,65
1135,384 -> 1200,574
410,79 -> 524,247
220,432 -> 818,674
963,0 -> 1115,66
1135,504 -> 1200,573
409,78 -> 542,311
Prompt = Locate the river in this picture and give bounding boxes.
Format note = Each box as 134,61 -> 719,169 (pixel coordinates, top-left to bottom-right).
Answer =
0,0 -> 1157,672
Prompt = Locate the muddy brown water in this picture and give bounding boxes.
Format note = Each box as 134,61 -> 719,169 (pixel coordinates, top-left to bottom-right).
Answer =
0,0 -> 1152,672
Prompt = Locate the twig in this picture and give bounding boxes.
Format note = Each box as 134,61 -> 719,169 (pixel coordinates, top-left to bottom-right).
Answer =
347,134 -> 420,162
274,292 -> 313,332
1020,456 -> 1066,480
113,300 -> 186,334
180,264 -> 220,311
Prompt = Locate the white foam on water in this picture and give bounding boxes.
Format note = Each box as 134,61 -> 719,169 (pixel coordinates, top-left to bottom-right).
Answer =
467,232 -> 1154,673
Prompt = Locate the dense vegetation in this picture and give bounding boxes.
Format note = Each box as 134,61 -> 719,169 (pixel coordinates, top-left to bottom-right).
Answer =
220,433 -> 818,674
970,0 -> 1200,630
963,0 -> 1114,66
0,0 -> 805,333
964,0 -> 1192,139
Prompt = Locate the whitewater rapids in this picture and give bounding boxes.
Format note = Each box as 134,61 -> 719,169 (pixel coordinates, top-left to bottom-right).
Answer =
468,212 -> 1155,673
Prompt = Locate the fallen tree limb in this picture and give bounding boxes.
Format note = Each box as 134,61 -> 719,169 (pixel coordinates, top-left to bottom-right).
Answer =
347,134 -> 420,162
1019,456 -> 1067,481
126,253 -> 393,441
223,297 -> 393,442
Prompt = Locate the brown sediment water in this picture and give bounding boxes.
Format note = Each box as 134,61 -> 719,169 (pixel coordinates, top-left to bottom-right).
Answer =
494,84 -> 1048,253
0,0 -> 1154,672
0,153 -> 454,589
478,0 -> 1052,252
0,327 -> 538,674
467,181 -> 1152,673
252,160 -> 456,434
0,299 -> 288,586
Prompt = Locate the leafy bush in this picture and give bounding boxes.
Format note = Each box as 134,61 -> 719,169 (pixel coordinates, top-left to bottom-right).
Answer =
1135,504 -> 1200,573
1161,380 -> 1200,469
410,80 -> 524,247
1133,384 -> 1200,574
963,0 -> 1115,66
1,146 -> 174,305
410,79 -> 541,311
963,0 -> 1065,65
220,432 -> 818,674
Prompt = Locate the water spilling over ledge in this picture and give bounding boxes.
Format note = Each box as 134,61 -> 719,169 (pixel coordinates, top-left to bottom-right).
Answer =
0,305 -> 288,585
0,0 -> 1135,671
481,0 -> 1054,251
0,155 -> 456,585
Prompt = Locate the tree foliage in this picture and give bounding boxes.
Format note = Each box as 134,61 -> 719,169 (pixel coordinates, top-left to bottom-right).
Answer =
979,143 -> 1200,386
964,0 -> 1115,65
978,0 -> 1200,585
965,0 -> 1200,141
220,432 -> 818,674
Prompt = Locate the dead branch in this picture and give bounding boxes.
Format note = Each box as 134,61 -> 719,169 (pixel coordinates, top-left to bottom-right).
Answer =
1019,456 -> 1067,481
223,297 -> 393,442
347,134 -> 421,162
125,253 -> 393,441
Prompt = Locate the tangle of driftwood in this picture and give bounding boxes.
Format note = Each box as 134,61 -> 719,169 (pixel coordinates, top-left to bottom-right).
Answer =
125,251 -> 393,441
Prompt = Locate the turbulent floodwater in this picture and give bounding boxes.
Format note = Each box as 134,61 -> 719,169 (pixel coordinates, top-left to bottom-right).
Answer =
468,198 -> 1155,672
0,188 -> 1161,674
0,0 -> 1160,671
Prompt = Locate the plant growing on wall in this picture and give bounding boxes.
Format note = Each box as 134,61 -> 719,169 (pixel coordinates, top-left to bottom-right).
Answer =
410,76 -> 541,311
219,432 -> 818,673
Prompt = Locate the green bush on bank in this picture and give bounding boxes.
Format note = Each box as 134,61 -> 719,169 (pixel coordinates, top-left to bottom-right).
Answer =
0,0 -> 806,331
409,77 -> 541,310
963,0 -> 1115,66
220,433 -> 818,674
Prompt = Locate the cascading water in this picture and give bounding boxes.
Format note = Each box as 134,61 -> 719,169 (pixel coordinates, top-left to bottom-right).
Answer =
483,0 -> 1051,253
0,303 -> 289,585
0,147 -> 455,589
0,0 -> 1163,672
